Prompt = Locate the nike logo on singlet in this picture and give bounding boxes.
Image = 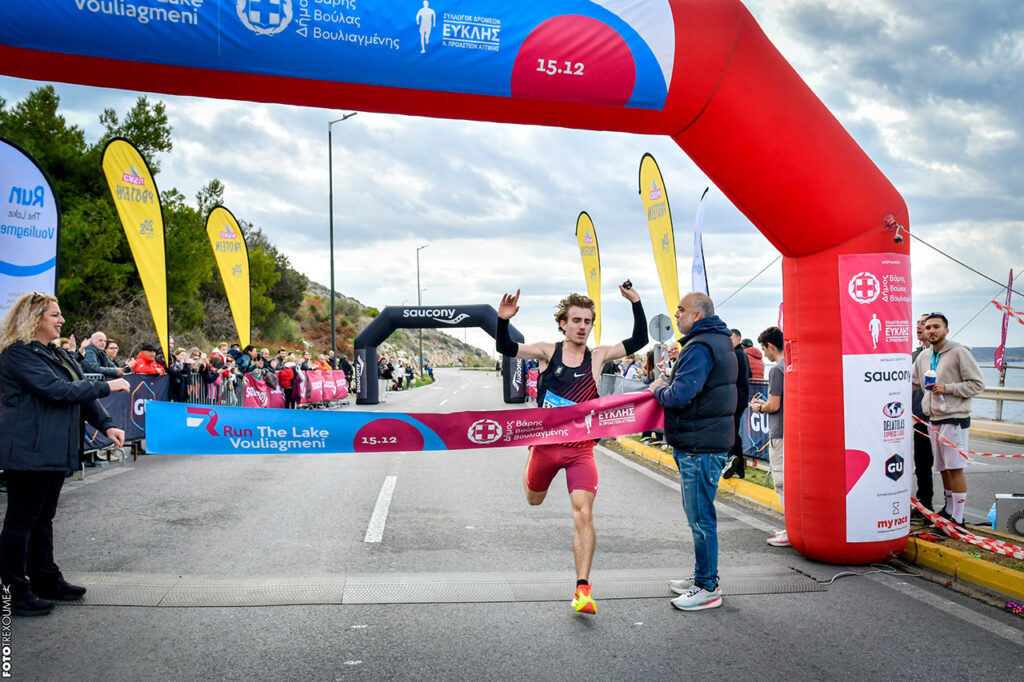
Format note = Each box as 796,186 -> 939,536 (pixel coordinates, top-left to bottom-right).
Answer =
573,371 -> 588,378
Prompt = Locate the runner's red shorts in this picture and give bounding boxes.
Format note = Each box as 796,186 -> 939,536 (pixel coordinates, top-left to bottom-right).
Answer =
526,444 -> 598,495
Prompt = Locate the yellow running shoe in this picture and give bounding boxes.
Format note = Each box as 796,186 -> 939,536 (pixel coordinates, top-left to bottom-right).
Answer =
571,583 -> 596,615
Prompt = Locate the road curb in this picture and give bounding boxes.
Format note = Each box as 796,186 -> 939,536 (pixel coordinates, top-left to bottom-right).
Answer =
969,427 -> 1024,445
614,437 -> 783,513
901,537 -> 1024,601
614,436 -> 1023,600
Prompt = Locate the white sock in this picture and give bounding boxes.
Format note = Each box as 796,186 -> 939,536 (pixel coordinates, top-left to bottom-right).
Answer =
951,493 -> 966,524
943,489 -> 952,513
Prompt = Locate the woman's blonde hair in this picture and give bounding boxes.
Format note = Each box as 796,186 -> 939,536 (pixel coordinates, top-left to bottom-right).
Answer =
0,292 -> 58,352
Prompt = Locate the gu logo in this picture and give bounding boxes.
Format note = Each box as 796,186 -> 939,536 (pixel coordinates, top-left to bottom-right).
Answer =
186,407 -> 220,436
237,0 -> 293,35
884,453 -> 904,481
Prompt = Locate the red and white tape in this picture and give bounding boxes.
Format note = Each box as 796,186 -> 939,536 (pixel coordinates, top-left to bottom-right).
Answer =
990,299 -> 1024,326
912,498 -> 1024,560
913,416 -> 1024,459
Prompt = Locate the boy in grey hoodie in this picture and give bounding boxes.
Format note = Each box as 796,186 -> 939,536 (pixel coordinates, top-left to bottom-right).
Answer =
910,313 -> 984,525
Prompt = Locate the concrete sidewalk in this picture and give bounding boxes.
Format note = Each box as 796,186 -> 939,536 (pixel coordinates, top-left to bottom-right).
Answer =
614,436 -> 1024,602
972,419 -> 1024,444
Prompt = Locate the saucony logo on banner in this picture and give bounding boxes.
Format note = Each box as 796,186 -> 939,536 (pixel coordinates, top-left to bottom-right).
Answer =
402,309 -> 469,325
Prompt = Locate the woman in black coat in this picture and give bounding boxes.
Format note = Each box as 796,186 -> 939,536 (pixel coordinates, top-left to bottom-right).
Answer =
0,293 -> 129,617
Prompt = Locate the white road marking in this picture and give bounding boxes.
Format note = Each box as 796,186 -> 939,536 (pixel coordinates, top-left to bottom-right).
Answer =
440,399 -> 448,406
869,576 -> 1024,648
595,445 -> 776,532
364,475 -> 397,543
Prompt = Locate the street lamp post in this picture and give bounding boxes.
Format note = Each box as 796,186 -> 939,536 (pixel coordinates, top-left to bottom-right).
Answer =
328,112 -> 357,362
416,243 -> 428,376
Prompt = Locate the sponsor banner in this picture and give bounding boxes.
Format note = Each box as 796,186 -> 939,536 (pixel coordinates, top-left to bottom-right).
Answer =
307,370 -> 324,403
333,370 -> 349,399
243,374 -> 271,408
526,368 -> 538,398
839,253 -> 912,543
0,2 -> 674,111
101,138 -> 169,360
742,379 -> 770,461
691,187 -> 709,295
0,137 -> 60,319
575,211 -> 601,344
994,270 -> 1013,371
638,154 -> 679,337
147,390 -> 664,455
84,374 -> 169,449
205,206 -> 250,347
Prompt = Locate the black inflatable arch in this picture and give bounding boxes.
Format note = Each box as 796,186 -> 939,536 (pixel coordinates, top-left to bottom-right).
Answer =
354,305 -> 525,405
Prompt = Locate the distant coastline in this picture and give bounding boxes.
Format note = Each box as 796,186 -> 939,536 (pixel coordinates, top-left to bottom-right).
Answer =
968,347 -> 1024,363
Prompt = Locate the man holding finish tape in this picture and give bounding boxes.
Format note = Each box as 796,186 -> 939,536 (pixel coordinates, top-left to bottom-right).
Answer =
496,282 -> 647,615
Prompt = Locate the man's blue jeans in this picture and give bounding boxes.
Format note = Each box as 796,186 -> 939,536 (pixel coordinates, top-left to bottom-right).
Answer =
673,450 -> 727,591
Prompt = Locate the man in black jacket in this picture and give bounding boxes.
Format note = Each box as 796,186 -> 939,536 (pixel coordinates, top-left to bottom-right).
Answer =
723,329 -> 751,479
649,292 -> 737,612
81,331 -> 123,378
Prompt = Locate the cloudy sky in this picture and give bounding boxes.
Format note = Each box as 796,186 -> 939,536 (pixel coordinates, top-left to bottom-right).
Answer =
2,0 -> 1022,358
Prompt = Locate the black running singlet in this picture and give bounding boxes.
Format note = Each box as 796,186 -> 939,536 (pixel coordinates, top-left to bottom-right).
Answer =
538,343 -> 598,408
537,343 -> 599,446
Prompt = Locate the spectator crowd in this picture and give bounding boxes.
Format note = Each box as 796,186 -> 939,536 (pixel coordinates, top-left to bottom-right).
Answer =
56,332 -> 356,409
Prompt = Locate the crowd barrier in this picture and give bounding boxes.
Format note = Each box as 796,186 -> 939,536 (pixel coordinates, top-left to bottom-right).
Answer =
81,369 -> 350,452
84,374 -> 168,451
597,373 -> 771,462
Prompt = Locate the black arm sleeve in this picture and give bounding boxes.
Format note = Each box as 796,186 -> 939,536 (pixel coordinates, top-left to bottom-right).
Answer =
621,300 -> 648,355
495,317 -> 519,357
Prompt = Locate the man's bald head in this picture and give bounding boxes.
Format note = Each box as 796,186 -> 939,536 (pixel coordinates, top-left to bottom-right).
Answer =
90,331 -> 107,347
676,292 -> 715,336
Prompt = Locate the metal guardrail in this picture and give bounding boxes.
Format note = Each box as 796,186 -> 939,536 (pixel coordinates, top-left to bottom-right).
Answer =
976,386 -> 1024,421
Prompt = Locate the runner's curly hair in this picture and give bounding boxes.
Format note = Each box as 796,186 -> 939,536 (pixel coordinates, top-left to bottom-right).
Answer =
0,292 -> 58,352
554,293 -> 595,335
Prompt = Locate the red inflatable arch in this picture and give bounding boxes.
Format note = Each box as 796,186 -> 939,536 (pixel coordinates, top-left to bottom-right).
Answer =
0,0 -> 910,563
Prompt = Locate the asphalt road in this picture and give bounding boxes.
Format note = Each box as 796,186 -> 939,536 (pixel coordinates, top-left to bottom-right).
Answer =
4,368 -> 1023,681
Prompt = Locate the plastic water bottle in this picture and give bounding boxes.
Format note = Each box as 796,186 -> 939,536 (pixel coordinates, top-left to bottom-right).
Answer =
924,369 -> 947,406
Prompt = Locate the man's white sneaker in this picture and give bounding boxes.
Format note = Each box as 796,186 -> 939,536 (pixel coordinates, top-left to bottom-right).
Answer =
668,576 -> 694,595
670,584 -> 722,611
766,530 -> 791,547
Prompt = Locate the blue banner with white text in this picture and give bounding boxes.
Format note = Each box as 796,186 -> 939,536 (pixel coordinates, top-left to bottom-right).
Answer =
0,1 -> 675,110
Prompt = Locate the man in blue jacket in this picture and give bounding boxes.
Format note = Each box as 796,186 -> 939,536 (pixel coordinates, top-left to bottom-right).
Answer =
649,292 -> 737,612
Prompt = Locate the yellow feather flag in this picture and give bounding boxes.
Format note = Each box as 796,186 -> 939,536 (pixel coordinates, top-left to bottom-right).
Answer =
575,211 -> 602,345
205,206 -> 251,347
101,138 -> 169,359
638,153 -> 680,338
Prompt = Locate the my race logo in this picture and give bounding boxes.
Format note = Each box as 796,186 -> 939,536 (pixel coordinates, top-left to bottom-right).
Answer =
186,407 -> 219,436
882,401 -> 904,418
467,419 -> 502,444
848,271 -> 880,304
121,167 -> 145,186
237,0 -> 293,36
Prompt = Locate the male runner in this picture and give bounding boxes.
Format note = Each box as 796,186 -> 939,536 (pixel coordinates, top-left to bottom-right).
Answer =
496,284 -> 647,614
